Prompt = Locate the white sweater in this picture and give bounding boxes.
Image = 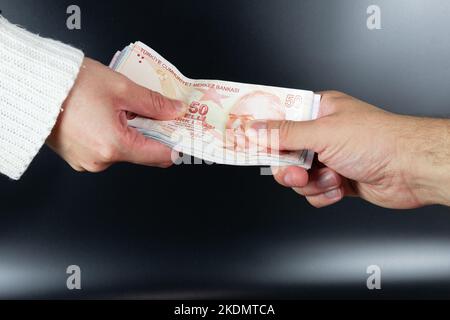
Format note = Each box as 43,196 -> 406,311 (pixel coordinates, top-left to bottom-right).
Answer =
0,16 -> 84,180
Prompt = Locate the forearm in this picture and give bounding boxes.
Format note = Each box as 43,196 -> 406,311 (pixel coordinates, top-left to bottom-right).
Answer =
0,16 -> 84,179
401,116 -> 450,206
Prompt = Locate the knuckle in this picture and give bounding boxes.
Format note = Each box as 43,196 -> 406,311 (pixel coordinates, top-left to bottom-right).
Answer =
324,90 -> 346,99
115,79 -> 131,97
97,144 -> 118,163
321,91 -> 350,113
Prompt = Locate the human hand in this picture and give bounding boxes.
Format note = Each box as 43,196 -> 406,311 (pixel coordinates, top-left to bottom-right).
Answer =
247,91 -> 450,209
47,58 -> 186,172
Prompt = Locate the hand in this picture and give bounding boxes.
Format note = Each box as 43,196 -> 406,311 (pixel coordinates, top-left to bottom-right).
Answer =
47,58 -> 186,172
247,91 -> 450,209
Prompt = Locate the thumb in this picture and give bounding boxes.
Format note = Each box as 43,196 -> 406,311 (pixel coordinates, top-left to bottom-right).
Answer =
119,80 -> 187,120
245,119 -> 325,152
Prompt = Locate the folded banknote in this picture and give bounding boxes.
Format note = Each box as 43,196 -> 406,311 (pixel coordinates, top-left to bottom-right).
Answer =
110,41 -> 320,168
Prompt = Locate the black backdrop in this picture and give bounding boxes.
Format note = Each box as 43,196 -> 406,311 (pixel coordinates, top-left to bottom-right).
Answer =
0,0 -> 449,299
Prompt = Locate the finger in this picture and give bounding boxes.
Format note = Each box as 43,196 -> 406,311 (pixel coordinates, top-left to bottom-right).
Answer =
294,167 -> 342,196
118,80 -> 187,120
272,166 -> 309,188
245,119 -> 326,152
303,186 -> 344,208
120,128 -> 175,167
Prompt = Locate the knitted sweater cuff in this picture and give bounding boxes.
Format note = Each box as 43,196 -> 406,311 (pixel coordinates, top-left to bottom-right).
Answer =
0,16 -> 84,180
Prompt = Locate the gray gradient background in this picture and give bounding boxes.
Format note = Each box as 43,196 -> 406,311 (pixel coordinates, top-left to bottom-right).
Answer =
0,0 -> 449,299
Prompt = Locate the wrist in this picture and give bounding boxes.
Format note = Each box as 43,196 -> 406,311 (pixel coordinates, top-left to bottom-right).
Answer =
399,116 -> 450,206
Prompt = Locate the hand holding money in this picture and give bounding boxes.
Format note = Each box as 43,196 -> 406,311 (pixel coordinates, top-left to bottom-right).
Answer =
47,58 -> 186,172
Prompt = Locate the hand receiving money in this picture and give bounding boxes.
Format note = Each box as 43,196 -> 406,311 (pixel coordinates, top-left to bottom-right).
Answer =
256,91 -> 450,209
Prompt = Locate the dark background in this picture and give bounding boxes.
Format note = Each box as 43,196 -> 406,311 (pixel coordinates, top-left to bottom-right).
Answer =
0,0 -> 449,299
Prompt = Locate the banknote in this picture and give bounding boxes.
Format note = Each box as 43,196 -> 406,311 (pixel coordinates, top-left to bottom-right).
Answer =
110,41 -> 320,168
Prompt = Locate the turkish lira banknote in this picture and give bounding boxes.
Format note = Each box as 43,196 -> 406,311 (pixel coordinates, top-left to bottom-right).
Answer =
110,41 -> 320,168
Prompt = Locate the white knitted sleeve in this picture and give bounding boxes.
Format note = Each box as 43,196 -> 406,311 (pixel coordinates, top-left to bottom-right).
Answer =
0,16 -> 84,180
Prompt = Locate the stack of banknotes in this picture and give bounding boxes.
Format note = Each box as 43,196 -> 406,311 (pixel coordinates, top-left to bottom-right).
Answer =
110,41 -> 320,168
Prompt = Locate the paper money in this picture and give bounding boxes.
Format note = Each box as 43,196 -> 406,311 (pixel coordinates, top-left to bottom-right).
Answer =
110,41 -> 320,168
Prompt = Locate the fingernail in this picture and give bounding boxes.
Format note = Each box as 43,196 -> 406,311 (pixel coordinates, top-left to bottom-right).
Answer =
324,188 -> 341,199
284,172 -> 295,186
316,171 -> 337,189
249,121 -> 267,130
